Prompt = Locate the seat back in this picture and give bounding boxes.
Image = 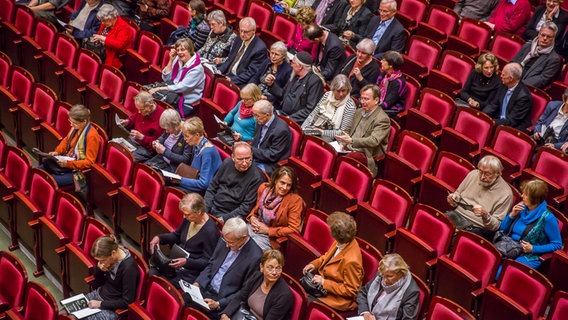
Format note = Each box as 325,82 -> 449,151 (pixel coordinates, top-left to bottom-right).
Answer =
489,31 -> 526,63
0,131 -> 7,169
302,208 -> 333,255
403,73 -> 421,110
131,164 -> 165,212
281,273 -> 308,320
80,217 -> 113,257
306,301 -> 345,320
32,19 -> 57,53
75,49 -> 101,85
22,282 -> 58,320
183,308 -> 210,320
4,146 -> 32,193
450,231 -> 501,288
53,33 -> 78,68
0,0 -> 15,22
0,52 -> 12,87
271,13 -> 297,43
105,142 -> 135,187
407,35 -> 442,71
14,6 -> 35,37
409,204 -> 453,255
438,50 -> 475,86
413,272 -> 431,319
136,31 -> 163,65
416,88 -> 456,129
452,106 -> 495,148
528,86 -> 551,128
145,276 -> 184,320
27,168 -> 58,218
30,83 -> 58,124
547,290 -> 568,320
53,101 -> 72,136
10,66 -> 34,105
247,0 -> 274,30
333,157 -> 373,202
425,5 -> 459,35
54,191 -> 87,244
299,135 -> 337,179
357,237 -> 382,283
128,248 -> 149,301
426,296 -> 476,320
490,126 -> 535,171
456,18 -> 492,51
432,151 -> 475,190
279,115 -> 303,157
0,251 -> 28,311
98,65 -> 126,104
532,148 -> 568,192
160,187 -> 185,229
211,78 -> 241,112
367,179 -> 413,228
121,81 -> 142,113
397,131 -> 437,173
170,1 -> 191,26
398,0 -> 427,29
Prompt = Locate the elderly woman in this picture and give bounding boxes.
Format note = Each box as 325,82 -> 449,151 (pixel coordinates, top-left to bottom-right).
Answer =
84,235 -> 139,320
340,38 -> 381,99
144,109 -> 192,173
198,10 -> 238,66
220,250 -> 293,320
168,0 -> 209,50
149,193 -> 220,286
258,41 -> 293,104
302,74 -> 356,142
91,4 -> 133,68
524,0 -> 568,41
221,83 -> 261,143
137,0 -> 170,34
175,117 -> 222,194
326,0 -> 372,47
41,105 -> 101,187
65,0 -> 104,42
376,50 -> 407,117
146,38 -> 205,118
457,52 -> 501,109
357,254 -> 420,320
533,88 -> 568,151
247,166 -> 304,250
118,91 -> 165,162
303,211 -> 364,312
286,6 -> 318,59
497,179 -> 562,275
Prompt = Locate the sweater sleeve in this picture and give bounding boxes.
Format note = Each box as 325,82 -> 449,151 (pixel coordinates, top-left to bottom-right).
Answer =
179,146 -> 220,192
531,214 -> 563,255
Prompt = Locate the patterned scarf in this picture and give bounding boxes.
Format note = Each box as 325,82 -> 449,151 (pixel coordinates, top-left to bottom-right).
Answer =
258,187 -> 283,223
521,39 -> 554,67
380,70 -> 403,104
70,122 -> 92,160
238,101 -> 254,119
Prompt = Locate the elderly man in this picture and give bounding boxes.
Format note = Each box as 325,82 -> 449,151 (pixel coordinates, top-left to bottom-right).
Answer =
270,52 -> 324,124
485,0 -> 531,36
512,21 -> 562,89
454,0 -> 500,22
360,0 -> 406,59
304,23 -> 346,83
482,62 -> 533,131
251,100 -> 292,174
335,84 -> 390,175
446,155 -> 514,240
189,217 -> 262,319
204,142 -> 265,222
217,17 -> 268,87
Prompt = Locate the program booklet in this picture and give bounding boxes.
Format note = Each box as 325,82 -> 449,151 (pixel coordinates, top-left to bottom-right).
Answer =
60,294 -> 101,319
32,148 -> 75,162
179,280 -> 210,310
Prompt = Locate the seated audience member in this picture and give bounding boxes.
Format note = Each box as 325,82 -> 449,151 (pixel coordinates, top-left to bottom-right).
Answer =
272,52 -> 325,124
486,0 -> 531,36
23,0 -> 68,28
281,0 -> 315,16
198,10 -> 238,66
217,17 -> 268,87
325,0 -> 372,48
221,84 -> 261,143
147,38 -> 205,118
110,0 -> 136,19
144,109 -> 192,173
446,155 -> 513,240
286,6 -> 318,59
304,23 -> 347,83
457,52 -> 501,109
454,0 -> 500,22
524,0 -> 568,41
220,250 -> 293,320
149,193 -> 220,286
257,41 -> 293,104
41,105 -> 100,187
85,235 -> 140,320
496,178 -> 562,277
175,117 -> 222,194
376,50 -> 407,117
302,211 -> 363,312
302,74 -> 356,142
168,0 -> 209,50
205,142 -> 265,222
361,0 -> 406,59
91,4 -> 133,68
247,166 -> 304,250
482,62 -> 533,131
65,0 -> 104,42
189,217 -> 263,319
335,84 -> 390,175
339,38 -> 381,99
512,22 -> 562,89
118,91 -> 165,162
312,0 -> 348,26
136,0 -> 170,34
251,100 -> 292,174
533,88 -> 568,151
357,254 -> 420,320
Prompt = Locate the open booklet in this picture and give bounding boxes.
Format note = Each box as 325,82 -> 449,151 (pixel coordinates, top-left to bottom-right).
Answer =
109,137 -> 137,152
214,115 -> 235,134
179,280 -> 210,310
114,114 -> 131,134
329,141 -> 351,154
346,317 -> 364,320
60,294 -> 101,319
32,148 -> 75,162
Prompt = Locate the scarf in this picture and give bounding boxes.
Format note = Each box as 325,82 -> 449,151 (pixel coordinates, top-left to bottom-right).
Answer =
521,39 -> 554,67
171,53 -> 201,117
368,272 -> 412,320
380,70 -> 402,104
189,16 -> 204,35
519,201 -> 552,262
70,123 -> 92,160
258,186 -> 283,223
314,91 -> 349,130
238,101 -> 254,119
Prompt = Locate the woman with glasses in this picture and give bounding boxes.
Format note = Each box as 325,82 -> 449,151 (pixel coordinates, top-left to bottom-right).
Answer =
340,38 -> 381,99
220,83 -> 262,143
220,250 -> 293,320
524,0 -> 568,41
257,41 -> 293,104
198,10 -> 237,66
247,166 -> 304,250
91,4 -> 133,68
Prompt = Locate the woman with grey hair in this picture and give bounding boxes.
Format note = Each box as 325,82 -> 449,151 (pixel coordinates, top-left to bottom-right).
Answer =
90,3 -> 133,68
197,10 -> 238,66
302,74 -> 356,141
144,109 -> 193,173
257,41 -> 293,103
340,38 -> 381,99
357,253 -> 420,320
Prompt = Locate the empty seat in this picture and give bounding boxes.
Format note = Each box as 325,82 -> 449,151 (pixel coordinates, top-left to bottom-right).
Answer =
0,251 -> 28,315
40,33 -> 79,97
404,87 -> 457,140
4,282 -> 58,320
281,272 -> 308,320
128,275 -> 185,320
537,288 -> 568,320
19,18 -> 58,82
83,65 -> 126,132
402,35 -> 442,84
521,147 -> 568,207
427,50 -> 476,98
16,83 -> 58,148
527,86 -> 551,133
60,48 -> 101,105
396,0 -> 428,31
447,18 -> 493,57
0,146 -> 32,238
123,31 -> 164,84
34,101 -> 72,153
247,0 -> 274,31
198,78 -> 241,138
305,301 -> 345,320
415,4 -> 460,43
426,296 -> 476,320
486,31 -> 526,67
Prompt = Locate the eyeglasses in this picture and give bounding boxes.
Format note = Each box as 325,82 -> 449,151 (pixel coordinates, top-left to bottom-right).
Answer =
68,118 -> 83,126
264,266 -> 283,273
239,29 -> 255,34
478,169 -> 495,178
538,33 -> 554,39
221,236 -> 243,246
241,97 -> 254,101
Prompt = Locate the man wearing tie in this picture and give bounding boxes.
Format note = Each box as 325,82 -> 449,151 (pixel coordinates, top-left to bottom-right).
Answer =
482,62 -> 533,131
361,0 -> 407,59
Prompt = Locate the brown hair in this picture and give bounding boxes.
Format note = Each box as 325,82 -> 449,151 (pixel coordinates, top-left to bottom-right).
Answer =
520,179 -> 548,206
90,235 -> 119,258
268,166 -> 297,193
328,211 -> 357,244
261,249 -> 285,266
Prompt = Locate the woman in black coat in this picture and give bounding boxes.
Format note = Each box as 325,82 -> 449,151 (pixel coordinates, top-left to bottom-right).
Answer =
340,38 -> 381,99
257,41 -> 293,104
325,0 -> 373,47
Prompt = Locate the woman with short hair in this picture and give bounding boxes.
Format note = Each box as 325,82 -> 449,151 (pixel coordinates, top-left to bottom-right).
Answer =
325,0 -> 372,47
340,38 -> 381,99
91,4 -> 133,68
258,41 -> 293,104
457,52 -> 501,109
375,50 -> 407,117
198,10 -> 238,66
286,6 -> 318,59
221,83 -> 262,143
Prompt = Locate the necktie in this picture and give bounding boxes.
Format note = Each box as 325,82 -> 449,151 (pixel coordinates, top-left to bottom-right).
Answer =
229,44 -> 246,75
372,22 -> 386,46
500,89 -> 513,119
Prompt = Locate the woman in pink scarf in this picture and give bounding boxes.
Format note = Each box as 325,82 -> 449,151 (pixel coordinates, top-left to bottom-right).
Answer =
375,50 -> 407,118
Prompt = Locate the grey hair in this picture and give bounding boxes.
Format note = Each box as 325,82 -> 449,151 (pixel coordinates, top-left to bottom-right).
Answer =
222,217 -> 248,238
232,141 -> 252,156
478,155 -> 504,175
356,38 -> 376,55
505,62 -> 523,81
207,10 -> 226,25
380,0 -> 397,11
271,41 -> 288,61
253,100 -> 274,115
330,74 -> 352,92
134,91 -> 155,107
240,17 -> 256,30
97,4 -> 119,20
159,109 -> 182,129
540,21 -> 558,36
179,193 -> 206,215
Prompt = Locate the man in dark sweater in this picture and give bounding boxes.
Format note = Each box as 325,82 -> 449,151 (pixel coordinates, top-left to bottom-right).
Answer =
204,142 -> 265,222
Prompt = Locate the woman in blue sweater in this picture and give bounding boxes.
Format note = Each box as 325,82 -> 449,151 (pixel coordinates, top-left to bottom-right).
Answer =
221,83 -> 260,143
498,179 -> 562,275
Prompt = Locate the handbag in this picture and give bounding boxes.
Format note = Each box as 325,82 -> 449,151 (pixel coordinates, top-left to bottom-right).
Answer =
175,163 -> 200,179
42,158 -> 73,175
144,81 -> 181,107
493,216 -> 539,259
231,306 -> 258,320
72,170 -> 87,193
150,244 -> 176,278
299,272 -> 328,298
82,38 -> 106,61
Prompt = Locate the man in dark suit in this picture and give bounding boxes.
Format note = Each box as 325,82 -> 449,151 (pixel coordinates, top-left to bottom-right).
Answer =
360,0 -> 407,59
512,21 -> 562,89
482,62 -> 533,131
304,23 -> 346,83
312,0 -> 348,26
251,100 -> 292,174
217,17 -> 268,87
532,88 -> 568,151
191,217 -> 262,319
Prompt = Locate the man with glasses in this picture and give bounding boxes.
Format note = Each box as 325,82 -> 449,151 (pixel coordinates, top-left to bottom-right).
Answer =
445,155 -> 513,240
205,142 -> 265,222
217,17 -> 268,87
360,0 -> 406,59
